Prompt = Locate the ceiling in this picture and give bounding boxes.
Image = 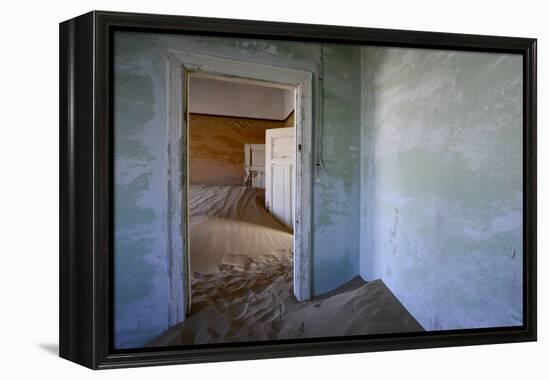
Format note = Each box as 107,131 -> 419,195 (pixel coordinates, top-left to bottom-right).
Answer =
188,75 -> 295,121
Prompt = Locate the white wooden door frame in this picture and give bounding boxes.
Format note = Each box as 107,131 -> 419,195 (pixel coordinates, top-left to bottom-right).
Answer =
167,50 -> 313,326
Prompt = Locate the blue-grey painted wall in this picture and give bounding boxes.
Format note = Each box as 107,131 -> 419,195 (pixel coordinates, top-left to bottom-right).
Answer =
359,47 -> 523,330
114,32 -> 362,348
313,45 -> 361,294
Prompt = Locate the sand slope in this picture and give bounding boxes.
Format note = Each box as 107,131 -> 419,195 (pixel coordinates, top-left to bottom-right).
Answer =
148,185 -> 423,346
149,251 -> 423,346
188,185 -> 292,274
189,185 -> 288,230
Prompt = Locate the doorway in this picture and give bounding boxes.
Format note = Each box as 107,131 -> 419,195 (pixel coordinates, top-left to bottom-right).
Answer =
166,51 -> 313,326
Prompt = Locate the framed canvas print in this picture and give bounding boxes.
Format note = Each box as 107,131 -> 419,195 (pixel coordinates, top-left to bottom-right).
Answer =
59,11 -> 537,369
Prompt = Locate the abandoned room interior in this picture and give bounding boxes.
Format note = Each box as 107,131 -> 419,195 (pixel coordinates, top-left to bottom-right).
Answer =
114,32 -> 523,348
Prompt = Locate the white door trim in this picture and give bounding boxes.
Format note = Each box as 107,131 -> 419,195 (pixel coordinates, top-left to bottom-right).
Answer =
167,50 -> 313,326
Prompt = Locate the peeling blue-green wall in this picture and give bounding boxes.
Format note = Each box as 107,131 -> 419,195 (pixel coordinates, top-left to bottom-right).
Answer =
313,45 -> 361,294
359,47 -> 523,330
114,32 -> 362,348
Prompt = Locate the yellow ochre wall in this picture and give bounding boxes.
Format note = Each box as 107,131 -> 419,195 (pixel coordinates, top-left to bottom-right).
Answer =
189,112 -> 294,186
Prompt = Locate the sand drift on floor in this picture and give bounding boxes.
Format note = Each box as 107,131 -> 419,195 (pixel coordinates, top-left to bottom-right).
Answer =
149,250 -> 423,345
148,186 -> 423,346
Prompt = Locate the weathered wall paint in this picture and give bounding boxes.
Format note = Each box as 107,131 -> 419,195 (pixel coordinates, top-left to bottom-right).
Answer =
189,113 -> 292,186
114,32 -> 362,348
313,45 -> 362,294
359,47 -> 523,330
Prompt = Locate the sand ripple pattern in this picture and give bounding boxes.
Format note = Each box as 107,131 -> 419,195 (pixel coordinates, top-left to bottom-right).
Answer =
149,251 -> 423,346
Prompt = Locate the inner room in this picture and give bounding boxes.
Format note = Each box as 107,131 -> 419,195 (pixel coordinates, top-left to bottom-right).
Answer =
187,73 -> 296,272
185,74 -> 299,342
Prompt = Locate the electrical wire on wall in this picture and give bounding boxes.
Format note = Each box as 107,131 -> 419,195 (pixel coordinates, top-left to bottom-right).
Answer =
314,43 -> 325,183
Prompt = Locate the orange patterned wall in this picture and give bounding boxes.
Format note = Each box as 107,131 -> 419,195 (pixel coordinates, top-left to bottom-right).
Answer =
189,113 -> 294,186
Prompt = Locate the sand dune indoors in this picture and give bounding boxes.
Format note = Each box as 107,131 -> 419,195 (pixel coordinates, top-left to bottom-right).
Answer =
148,186 -> 423,346
188,185 -> 292,273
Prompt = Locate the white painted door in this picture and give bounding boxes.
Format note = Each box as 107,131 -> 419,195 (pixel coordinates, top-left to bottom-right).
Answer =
265,127 -> 295,231
244,143 -> 266,188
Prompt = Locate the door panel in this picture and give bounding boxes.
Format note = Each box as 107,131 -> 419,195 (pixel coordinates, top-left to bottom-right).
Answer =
244,143 -> 266,188
265,127 -> 295,231
272,136 -> 293,159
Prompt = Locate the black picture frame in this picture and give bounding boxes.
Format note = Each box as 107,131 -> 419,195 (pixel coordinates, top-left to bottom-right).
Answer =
59,10 -> 537,369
